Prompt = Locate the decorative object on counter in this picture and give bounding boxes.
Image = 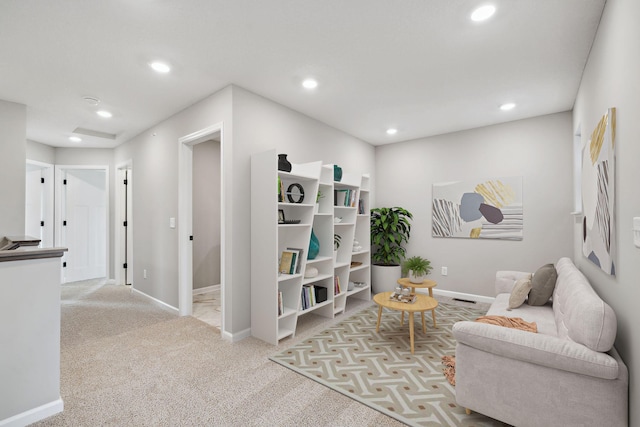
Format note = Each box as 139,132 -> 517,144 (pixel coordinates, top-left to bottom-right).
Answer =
278,209 -> 285,224
350,261 -> 363,267
278,153 -> 292,172
334,216 -> 342,223
334,234 -> 341,251
286,183 -> 305,203
348,281 -> 355,291
277,176 -> 284,202
333,164 -> 342,182
402,256 -> 433,284
352,239 -> 363,252
304,266 -> 319,278
308,229 -> 319,260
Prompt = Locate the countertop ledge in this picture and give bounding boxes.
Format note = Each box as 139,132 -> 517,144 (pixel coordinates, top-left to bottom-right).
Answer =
0,247 -> 68,262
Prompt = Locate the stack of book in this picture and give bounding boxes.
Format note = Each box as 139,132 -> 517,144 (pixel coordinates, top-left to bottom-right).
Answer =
334,275 -> 342,295
334,189 -> 358,207
278,247 -> 305,275
301,285 -> 328,310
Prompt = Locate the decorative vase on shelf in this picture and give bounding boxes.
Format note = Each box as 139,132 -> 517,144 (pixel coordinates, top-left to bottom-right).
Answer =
333,165 -> 342,182
308,229 -> 320,260
278,154 -> 292,172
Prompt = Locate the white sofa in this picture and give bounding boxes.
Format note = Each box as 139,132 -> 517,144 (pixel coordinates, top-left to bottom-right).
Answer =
452,257 -> 628,427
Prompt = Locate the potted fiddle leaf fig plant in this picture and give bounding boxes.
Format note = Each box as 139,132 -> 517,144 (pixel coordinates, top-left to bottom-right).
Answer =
402,256 -> 433,284
370,207 -> 413,293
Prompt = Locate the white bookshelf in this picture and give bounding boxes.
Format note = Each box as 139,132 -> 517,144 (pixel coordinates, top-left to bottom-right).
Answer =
251,151 -> 370,345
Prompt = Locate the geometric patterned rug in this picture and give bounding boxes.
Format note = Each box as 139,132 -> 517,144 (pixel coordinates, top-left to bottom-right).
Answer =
270,302 -> 509,427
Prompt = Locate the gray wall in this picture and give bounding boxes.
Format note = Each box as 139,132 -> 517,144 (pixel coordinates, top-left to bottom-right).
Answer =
114,86 -> 233,317
0,100 -> 26,239
375,112 -> 574,298
192,139 -> 221,290
113,84 -> 375,336
231,86 -> 375,331
573,0 -> 639,424
26,139 -> 55,164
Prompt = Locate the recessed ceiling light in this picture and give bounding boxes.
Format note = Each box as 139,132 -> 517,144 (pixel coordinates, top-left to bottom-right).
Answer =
302,78 -> 318,89
150,61 -> 171,73
471,5 -> 496,22
69,136 -> 82,143
500,103 -> 516,111
386,128 -> 398,135
96,110 -> 112,118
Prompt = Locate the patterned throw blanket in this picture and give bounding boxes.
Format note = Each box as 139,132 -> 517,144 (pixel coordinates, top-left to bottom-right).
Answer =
442,316 -> 538,386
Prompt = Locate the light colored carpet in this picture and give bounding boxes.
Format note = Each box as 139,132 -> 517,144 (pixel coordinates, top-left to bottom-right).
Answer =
34,280 -> 407,426
270,303 -> 508,427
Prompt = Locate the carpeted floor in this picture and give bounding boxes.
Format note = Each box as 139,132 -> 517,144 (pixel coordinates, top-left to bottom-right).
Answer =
270,303 -> 508,426
35,279 -> 505,426
35,280 -> 404,426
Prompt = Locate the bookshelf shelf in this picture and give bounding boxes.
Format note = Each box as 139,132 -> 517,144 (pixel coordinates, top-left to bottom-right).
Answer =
251,150 -> 370,345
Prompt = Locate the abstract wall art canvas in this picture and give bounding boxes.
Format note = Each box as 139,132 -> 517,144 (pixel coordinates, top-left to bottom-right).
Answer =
582,108 -> 616,276
432,177 -> 523,240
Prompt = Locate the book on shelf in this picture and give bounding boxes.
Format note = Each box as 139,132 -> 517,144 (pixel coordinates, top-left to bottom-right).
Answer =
278,250 -> 295,274
286,247 -> 305,274
358,199 -> 365,214
278,291 -> 283,316
278,176 -> 284,202
334,275 -> 342,295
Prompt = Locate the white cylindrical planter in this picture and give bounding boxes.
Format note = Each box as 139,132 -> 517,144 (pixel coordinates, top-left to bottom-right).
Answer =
371,264 -> 402,294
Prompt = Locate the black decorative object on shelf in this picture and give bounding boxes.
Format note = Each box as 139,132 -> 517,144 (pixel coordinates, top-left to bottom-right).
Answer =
286,183 -> 305,203
278,154 -> 292,172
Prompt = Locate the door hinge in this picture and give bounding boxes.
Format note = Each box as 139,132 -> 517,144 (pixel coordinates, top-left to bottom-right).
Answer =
40,221 -> 44,227
124,179 -> 128,185
189,235 -> 194,241
41,177 -> 45,184
63,179 -> 67,185
63,220 -> 67,226
123,263 -> 128,269
63,262 -> 67,268
123,221 -> 127,227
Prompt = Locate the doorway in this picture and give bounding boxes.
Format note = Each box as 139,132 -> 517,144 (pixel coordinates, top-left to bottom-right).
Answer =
115,162 -> 133,286
178,123 -> 225,335
55,165 -> 109,283
191,138 -> 222,328
25,160 -> 54,247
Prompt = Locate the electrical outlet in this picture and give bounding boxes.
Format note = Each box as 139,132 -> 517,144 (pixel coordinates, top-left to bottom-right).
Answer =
441,266 -> 448,276
143,269 -> 147,279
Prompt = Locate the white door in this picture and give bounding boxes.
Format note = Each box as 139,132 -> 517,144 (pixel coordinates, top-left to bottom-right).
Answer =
62,169 -> 107,282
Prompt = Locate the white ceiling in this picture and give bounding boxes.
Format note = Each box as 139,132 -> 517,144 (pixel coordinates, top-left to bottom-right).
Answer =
0,0 -> 605,148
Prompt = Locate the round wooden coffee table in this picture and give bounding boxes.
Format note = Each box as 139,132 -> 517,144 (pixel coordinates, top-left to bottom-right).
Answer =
397,278 -> 438,327
373,291 -> 438,354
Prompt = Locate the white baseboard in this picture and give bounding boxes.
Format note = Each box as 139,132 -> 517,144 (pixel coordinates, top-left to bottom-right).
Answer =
426,288 -> 495,305
0,398 -> 63,427
222,327 -> 251,342
131,288 -> 179,313
193,284 -> 221,295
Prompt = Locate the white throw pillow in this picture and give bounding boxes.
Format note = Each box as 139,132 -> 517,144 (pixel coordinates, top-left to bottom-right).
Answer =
508,277 -> 533,310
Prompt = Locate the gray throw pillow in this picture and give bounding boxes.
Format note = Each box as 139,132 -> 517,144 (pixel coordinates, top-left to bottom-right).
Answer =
528,264 -> 558,306
508,277 -> 533,310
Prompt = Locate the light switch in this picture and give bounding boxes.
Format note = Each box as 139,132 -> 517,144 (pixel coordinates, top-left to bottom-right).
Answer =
169,217 -> 176,229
